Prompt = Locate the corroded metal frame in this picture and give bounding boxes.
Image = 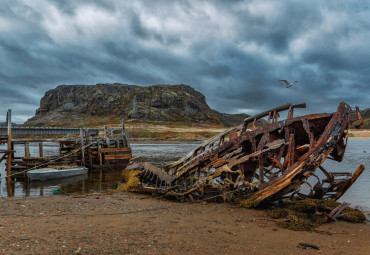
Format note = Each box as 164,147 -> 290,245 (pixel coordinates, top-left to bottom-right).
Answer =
128,102 -> 364,206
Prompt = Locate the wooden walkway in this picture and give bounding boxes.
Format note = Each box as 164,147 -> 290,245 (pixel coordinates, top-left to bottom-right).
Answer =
0,110 -> 132,181
0,127 -> 101,136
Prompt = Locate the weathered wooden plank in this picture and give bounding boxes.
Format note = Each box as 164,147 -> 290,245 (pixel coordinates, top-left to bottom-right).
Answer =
105,154 -> 132,160
101,147 -> 131,153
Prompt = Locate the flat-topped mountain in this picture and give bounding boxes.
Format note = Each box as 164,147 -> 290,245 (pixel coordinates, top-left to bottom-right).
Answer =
25,83 -> 248,127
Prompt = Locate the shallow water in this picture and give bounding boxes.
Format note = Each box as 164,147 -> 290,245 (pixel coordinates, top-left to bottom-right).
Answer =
322,139 -> 370,209
0,142 -> 201,198
0,140 -> 369,209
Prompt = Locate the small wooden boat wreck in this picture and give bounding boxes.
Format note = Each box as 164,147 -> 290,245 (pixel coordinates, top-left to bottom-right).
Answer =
126,102 -> 365,207
27,165 -> 88,181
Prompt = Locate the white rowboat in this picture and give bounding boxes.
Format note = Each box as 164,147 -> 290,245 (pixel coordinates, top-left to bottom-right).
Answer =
27,166 -> 88,180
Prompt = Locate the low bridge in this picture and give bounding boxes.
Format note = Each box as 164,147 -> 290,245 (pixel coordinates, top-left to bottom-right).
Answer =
0,127 -> 102,136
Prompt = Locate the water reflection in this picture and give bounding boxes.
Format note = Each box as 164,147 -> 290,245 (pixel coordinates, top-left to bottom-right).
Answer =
0,142 -> 201,198
322,139 -> 370,208
1,140 -> 369,209
2,167 -> 127,197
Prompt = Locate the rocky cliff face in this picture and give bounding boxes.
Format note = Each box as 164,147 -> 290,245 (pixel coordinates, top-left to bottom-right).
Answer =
25,83 -> 248,127
360,108 -> 370,128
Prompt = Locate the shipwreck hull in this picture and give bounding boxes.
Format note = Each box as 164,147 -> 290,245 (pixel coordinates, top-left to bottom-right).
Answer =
127,102 -> 364,206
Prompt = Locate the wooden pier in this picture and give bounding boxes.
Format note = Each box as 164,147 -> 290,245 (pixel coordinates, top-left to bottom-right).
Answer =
0,110 -> 132,180
0,127 -> 100,136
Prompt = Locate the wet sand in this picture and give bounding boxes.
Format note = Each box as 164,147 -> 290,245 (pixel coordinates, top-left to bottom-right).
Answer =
1,193 -> 369,255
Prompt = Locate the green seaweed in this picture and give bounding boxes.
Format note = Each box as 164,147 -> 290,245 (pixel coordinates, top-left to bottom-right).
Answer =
265,199 -> 366,231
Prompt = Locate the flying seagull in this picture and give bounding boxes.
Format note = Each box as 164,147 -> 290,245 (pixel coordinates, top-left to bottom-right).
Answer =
279,80 -> 298,88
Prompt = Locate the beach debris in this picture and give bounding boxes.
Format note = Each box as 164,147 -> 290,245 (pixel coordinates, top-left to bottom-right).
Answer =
267,199 -> 366,231
322,202 -> 350,223
74,247 -> 82,255
52,188 -> 63,195
298,243 -> 319,250
122,102 -> 365,210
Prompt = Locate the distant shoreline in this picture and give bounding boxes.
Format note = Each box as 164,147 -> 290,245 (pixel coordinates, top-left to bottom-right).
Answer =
128,129 -> 370,143
348,129 -> 370,139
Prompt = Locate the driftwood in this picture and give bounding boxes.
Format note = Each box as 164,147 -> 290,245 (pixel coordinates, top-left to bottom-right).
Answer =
298,243 -> 319,250
128,102 -> 365,207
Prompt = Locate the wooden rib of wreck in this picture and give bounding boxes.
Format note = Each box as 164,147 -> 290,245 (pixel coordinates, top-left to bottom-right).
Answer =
127,102 -> 365,207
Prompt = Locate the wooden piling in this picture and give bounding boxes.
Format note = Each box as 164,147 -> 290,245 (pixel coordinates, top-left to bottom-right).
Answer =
121,118 -> 127,147
104,126 -> 111,148
104,125 -> 108,140
24,142 -> 30,159
6,109 -> 12,182
39,143 -> 43,158
80,128 -> 85,166
86,129 -> 93,168
6,177 -> 12,196
1,115 -> 131,173
98,143 -> 103,166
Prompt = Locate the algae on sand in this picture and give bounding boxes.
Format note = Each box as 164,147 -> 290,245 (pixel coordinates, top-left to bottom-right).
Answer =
261,198 -> 366,231
117,170 -> 143,192
118,170 -> 366,232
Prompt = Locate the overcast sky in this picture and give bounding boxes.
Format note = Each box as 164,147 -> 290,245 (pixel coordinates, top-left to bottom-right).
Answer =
1,0 -> 369,123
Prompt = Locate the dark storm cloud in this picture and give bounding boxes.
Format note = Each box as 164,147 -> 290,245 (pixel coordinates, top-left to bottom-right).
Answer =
0,0 -> 369,123
51,0 -> 116,15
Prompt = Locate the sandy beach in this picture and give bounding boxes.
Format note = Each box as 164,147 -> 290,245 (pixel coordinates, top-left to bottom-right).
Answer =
348,129 -> 370,139
0,192 -> 369,255
1,1 -> 370,254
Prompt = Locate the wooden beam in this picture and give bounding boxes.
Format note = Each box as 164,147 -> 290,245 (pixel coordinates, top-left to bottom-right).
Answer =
244,103 -> 306,125
0,152 -> 8,164
335,164 -> 365,200
258,154 -> 264,183
289,133 -> 295,168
